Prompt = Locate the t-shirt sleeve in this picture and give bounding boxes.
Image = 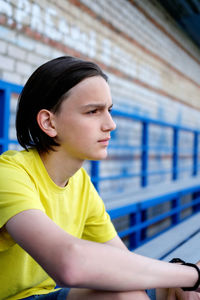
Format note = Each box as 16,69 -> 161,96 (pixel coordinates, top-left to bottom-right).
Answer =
81,172 -> 117,243
0,160 -> 45,251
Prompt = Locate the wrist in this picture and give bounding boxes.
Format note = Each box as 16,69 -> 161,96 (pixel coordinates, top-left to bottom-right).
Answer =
170,258 -> 200,291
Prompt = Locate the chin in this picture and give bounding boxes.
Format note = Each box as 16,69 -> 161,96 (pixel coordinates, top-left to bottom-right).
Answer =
95,153 -> 108,160
88,151 -> 108,161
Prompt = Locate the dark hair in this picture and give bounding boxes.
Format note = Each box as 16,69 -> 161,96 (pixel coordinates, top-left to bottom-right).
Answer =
16,56 -> 108,152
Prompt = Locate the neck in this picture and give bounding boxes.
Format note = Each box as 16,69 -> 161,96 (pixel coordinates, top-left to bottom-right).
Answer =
39,149 -> 84,187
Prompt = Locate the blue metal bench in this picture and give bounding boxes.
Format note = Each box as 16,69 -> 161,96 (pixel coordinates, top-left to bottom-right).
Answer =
134,211 -> 200,262
106,177 -> 200,250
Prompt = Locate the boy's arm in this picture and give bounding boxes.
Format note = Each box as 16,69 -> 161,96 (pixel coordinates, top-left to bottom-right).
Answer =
5,209 -> 199,291
104,235 -> 128,250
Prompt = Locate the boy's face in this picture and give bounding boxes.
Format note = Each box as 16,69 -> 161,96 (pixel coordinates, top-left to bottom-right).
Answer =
52,76 -> 116,161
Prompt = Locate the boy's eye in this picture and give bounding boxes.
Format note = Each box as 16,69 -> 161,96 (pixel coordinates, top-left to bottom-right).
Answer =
88,109 -> 98,114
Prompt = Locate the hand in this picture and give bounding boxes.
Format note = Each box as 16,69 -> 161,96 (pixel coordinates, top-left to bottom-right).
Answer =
156,288 -> 200,300
175,289 -> 200,300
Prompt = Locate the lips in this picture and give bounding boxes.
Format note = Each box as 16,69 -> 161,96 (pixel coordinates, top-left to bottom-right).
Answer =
98,137 -> 110,143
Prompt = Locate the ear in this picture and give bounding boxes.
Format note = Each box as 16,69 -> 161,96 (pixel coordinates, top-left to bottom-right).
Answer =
37,109 -> 57,137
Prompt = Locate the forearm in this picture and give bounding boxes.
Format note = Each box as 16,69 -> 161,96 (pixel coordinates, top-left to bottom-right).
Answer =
6,210 -> 199,292
63,238 -> 198,291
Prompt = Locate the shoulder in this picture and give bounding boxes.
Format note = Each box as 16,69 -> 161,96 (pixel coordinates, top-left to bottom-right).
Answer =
0,148 -> 35,167
0,148 -> 38,185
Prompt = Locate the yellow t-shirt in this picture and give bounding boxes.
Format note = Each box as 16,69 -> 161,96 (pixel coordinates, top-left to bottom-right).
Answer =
0,149 -> 116,300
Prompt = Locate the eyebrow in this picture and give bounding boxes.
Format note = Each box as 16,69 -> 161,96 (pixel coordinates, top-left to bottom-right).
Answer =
82,103 -> 113,109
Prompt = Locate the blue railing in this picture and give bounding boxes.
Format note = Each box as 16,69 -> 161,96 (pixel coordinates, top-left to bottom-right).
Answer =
91,109 -> 200,192
0,80 -> 22,153
108,185 -> 200,249
1,79 -> 200,249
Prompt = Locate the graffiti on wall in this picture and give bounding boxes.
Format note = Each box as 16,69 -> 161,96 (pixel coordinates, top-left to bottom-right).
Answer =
0,0 -> 97,57
0,0 -> 129,65
0,0 -> 161,86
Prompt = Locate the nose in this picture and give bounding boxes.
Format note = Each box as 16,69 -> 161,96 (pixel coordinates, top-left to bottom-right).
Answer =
101,112 -> 116,132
